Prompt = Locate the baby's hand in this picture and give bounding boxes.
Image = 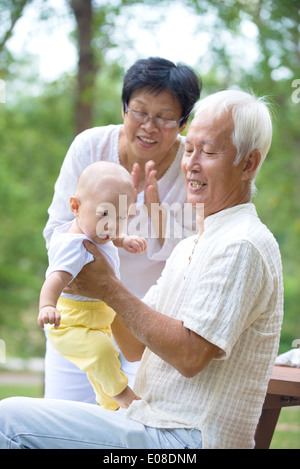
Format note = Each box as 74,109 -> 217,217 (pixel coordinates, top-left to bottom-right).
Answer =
38,306 -> 61,330
122,236 -> 147,254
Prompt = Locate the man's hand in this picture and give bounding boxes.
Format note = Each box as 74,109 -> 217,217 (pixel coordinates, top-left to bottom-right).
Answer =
64,240 -> 118,300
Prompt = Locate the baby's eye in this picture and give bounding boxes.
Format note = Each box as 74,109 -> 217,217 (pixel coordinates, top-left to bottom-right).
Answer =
97,210 -> 108,217
119,215 -> 127,220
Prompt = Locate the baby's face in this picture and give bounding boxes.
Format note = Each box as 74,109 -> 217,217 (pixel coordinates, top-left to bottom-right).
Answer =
76,185 -> 135,244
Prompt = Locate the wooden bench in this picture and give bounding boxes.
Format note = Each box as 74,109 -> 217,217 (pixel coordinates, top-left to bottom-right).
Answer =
255,365 -> 300,449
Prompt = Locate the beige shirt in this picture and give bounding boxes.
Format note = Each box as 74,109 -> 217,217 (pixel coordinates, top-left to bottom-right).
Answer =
126,203 -> 284,449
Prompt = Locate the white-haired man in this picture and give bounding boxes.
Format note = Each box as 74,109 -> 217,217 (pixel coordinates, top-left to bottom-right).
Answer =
0,90 -> 283,449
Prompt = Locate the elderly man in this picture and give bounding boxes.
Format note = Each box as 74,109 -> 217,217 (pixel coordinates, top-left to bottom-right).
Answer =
0,90 -> 283,449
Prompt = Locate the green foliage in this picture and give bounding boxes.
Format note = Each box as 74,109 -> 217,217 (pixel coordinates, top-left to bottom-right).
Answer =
0,71 -> 75,356
0,0 -> 299,358
0,58 -> 125,357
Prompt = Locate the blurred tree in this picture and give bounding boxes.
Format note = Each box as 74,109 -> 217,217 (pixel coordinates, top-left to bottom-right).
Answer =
70,0 -> 94,134
0,0 -> 33,51
69,0 -> 167,134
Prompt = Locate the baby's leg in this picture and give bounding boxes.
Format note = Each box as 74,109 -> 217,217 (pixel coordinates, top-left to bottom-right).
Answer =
86,330 -> 141,409
46,325 -> 128,407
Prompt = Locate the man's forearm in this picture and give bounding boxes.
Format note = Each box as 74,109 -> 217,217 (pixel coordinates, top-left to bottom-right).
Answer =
67,240 -> 220,376
103,277 -> 218,378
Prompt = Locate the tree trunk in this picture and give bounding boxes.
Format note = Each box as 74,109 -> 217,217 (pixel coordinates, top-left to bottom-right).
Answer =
71,0 -> 96,135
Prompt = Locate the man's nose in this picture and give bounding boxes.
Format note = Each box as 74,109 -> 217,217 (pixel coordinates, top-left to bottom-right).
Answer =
185,152 -> 202,172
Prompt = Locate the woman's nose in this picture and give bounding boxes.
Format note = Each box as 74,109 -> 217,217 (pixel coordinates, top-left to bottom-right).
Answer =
141,117 -> 158,131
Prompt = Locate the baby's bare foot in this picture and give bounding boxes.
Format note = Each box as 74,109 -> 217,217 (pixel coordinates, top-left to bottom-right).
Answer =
113,386 -> 141,409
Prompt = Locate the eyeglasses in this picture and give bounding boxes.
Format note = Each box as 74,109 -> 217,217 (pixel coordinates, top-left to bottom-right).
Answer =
124,102 -> 185,129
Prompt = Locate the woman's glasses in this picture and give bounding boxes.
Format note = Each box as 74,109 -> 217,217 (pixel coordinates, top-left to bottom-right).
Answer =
124,102 -> 185,129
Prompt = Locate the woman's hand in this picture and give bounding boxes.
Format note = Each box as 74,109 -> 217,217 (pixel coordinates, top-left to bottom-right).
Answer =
64,241 -> 117,300
131,161 -> 161,209
131,161 -> 166,245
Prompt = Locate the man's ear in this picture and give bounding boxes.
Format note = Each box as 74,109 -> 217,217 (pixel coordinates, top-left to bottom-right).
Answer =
241,149 -> 261,181
70,196 -> 80,216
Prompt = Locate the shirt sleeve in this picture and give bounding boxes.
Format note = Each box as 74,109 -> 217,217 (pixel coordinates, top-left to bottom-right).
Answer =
43,134 -> 88,249
43,126 -> 119,249
46,237 -> 94,282
182,240 -> 271,359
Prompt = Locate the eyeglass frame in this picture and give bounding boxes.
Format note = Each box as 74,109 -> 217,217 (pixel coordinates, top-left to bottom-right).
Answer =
124,102 -> 186,129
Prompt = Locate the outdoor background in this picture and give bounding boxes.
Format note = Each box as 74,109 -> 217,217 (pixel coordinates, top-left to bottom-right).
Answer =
0,0 -> 299,449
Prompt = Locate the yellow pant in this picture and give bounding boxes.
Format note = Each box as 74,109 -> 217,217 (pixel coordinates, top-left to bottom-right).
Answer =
46,297 -> 128,410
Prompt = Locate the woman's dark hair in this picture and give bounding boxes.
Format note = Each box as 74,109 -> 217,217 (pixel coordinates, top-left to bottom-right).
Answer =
121,57 -> 202,125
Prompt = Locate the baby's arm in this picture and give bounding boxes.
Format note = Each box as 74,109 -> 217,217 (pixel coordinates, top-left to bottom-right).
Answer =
113,235 -> 147,254
38,271 -> 72,329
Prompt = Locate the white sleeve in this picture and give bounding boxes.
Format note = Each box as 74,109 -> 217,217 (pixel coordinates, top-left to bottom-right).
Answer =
46,237 -> 94,282
43,134 -> 89,249
43,126 -> 120,249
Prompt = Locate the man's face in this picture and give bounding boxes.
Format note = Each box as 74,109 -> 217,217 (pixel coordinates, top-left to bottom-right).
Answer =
181,110 -> 249,218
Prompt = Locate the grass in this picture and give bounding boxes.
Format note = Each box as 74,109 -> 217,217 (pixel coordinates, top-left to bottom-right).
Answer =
270,407 -> 300,449
0,380 -> 299,449
0,384 -> 43,399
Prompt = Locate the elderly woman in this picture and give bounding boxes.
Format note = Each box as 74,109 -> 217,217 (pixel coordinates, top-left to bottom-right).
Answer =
42,57 -> 201,403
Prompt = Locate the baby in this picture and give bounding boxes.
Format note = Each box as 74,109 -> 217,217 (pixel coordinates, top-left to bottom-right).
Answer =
38,161 -> 146,410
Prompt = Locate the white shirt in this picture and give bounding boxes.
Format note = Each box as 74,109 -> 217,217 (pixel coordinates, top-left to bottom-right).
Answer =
43,125 -> 196,299
127,203 -> 284,449
47,221 -> 120,302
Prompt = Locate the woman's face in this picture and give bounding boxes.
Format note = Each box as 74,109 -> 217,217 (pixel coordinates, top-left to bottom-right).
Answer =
122,87 -> 186,164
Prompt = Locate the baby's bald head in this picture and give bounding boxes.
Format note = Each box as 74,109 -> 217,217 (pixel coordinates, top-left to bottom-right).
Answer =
75,161 -> 135,203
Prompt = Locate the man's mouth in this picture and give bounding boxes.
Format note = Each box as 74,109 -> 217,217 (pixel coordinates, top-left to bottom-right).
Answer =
189,181 -> 207,189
